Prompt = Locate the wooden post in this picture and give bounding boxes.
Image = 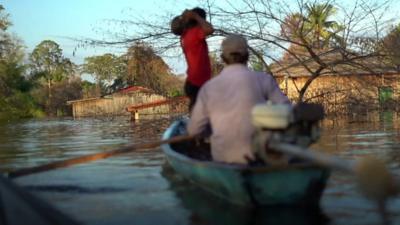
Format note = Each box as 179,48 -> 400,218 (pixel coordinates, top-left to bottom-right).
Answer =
131,110 -> 140,121
72,104 -> 76,119
135,110 -> 140,120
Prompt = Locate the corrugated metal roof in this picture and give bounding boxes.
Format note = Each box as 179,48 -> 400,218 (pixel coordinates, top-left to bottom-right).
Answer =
117,86 -> 152,94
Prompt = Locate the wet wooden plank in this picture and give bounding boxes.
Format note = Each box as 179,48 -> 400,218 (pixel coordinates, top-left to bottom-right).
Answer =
126,96 -> 188,112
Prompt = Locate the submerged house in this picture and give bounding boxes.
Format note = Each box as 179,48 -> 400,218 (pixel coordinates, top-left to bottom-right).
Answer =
67,86 -> 172,118
271,49 -> 400,114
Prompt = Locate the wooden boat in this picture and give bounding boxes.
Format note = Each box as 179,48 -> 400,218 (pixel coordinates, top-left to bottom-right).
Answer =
0,175 -> 81,225
161,163 -> 329,225
161,119 -> 330,206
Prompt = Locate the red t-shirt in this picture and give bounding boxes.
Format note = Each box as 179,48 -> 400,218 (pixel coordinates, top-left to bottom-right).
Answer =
181,26 -> 211,87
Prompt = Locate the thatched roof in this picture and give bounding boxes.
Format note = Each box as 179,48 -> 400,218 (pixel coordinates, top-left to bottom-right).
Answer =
270,47 -> 400,78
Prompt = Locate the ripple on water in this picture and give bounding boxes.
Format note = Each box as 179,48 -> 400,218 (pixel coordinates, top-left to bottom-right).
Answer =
1,114 -> 400,225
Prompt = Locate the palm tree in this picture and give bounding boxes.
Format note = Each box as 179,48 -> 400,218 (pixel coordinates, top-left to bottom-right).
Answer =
304,3 -> 344,48
280,3 -> 344,49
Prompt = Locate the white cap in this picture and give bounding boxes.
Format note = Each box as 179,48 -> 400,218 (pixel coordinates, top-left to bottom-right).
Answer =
221,34 -> 248,57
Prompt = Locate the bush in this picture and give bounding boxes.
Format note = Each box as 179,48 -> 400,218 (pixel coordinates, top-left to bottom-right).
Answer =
0,91 -> 44,121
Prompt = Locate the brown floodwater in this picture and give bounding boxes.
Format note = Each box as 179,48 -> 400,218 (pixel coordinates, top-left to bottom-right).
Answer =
0,112 -> 400,225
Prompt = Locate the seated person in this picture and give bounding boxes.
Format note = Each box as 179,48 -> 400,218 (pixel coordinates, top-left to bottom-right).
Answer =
187,34 -> 290,164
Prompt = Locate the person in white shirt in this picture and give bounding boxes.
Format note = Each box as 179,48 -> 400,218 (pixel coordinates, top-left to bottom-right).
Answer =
187,34 -> 290,164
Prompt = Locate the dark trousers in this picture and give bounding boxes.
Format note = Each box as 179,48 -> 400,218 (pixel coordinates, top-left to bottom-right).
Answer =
184,81 -> 201,112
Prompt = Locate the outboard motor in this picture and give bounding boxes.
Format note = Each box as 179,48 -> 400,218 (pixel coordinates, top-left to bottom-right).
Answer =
251,102 -> 324,163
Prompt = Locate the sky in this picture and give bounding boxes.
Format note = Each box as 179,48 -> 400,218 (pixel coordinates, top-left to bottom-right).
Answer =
2,0 -> 201,75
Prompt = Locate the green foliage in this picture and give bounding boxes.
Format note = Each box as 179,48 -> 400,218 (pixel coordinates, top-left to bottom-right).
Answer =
0,5 -> 11,31
30,40 -> 74,83
0,6 -> 43,121
107,77 -> 128,95
82,53 -> 125,83
29,40 -> 76,115
50,79 -> 83,116
30,78 -> 83,116
305,3 -> 344,48
250,60 -> 264,72
0,35 -> 25,63
249,51 -> 266,72
82,53 -> 125,97
0,61 -> 31,95
1,6 -> 24,63
81,80 -> 97,98
281,3 -> 344,49
0,91 -> 44,122
169,89 -> 184,97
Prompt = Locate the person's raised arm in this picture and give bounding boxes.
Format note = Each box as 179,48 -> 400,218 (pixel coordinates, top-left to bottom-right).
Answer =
182,10 -> 214,36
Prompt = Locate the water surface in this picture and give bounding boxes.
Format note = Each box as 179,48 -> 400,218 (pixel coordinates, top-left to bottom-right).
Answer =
0,113 -> 400,225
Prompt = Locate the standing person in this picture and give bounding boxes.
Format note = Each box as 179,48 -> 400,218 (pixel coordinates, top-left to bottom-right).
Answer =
187,34 -> 290,164
180,7 -> 214,111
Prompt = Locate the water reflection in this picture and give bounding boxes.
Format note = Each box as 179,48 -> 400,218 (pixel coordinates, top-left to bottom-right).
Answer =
0,116 -> 181,172
315,113 -> 400,167
161,163 -> 330,225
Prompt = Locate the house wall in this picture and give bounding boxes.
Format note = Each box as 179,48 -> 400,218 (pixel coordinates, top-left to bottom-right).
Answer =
277,73 -> 400,114
71,92 -> 171,118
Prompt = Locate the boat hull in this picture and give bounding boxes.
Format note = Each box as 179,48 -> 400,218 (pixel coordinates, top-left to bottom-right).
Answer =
162,120 -> 330,206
